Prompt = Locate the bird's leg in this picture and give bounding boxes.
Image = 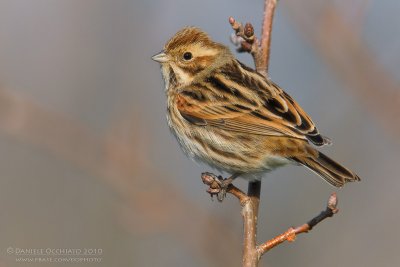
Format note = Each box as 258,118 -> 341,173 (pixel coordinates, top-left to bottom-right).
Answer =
201,172 -> 240,202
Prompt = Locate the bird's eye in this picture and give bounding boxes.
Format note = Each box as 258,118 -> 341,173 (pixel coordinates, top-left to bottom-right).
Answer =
183,52 -> 193,61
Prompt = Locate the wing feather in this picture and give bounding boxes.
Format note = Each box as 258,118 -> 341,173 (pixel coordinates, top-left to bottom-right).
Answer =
175,60 -> 329,146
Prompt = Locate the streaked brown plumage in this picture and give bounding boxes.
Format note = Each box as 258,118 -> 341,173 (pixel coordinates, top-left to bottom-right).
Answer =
152,27 -> 360,187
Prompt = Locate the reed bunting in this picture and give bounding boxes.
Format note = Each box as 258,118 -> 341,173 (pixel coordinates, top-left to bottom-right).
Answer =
152,27 -> 360,189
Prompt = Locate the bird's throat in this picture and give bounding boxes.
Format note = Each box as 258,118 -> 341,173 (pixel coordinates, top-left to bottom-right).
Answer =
161,63 -> 195,90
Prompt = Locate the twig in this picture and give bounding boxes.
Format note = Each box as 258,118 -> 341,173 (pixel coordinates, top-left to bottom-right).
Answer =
229,0 -> 277,77
231,1 -> 277,266
259,0 -> 277,75
202,170 -> 339,265
201,173 -> 260,267
257,193 -> 339,256
242,181 -> 261,267
229,17 -> 258,59
202,1 -> 279,266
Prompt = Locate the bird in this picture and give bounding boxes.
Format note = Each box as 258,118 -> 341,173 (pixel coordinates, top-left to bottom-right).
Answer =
152,27 -> 360,193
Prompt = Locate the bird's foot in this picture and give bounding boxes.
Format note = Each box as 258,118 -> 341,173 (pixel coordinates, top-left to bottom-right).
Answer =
201,172 -> 234,202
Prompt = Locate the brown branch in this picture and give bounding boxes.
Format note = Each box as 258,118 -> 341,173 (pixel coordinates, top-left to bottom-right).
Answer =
203,4 -> 277,267
242,181 -> 261,267
225,2 -> 345,266
258,0 -> 277,75
236,1 -> 277,266
257,193 -> 339,256
224,1 -> 279,266
227,185 -> 248,202
201,172 -> 260,267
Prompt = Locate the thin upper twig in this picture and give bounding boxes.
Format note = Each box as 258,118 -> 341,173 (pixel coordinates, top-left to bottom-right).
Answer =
257,193 -> 339,256
229,0 -> 277,77
258,0 -> 277,75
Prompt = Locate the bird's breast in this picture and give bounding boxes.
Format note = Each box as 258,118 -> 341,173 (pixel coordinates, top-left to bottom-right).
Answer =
166,97 -> 290,174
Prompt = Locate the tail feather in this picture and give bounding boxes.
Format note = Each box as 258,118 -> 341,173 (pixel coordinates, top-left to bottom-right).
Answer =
292,151 -> 360,187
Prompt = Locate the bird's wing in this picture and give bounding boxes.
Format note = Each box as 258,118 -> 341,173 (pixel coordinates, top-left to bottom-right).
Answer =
176,61 -> 329,145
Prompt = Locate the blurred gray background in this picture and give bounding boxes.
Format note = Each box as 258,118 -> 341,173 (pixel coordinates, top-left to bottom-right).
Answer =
0,0 -> 399,266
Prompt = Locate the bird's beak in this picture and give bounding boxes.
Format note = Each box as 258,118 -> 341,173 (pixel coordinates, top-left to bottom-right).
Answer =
152,51 -> 168,63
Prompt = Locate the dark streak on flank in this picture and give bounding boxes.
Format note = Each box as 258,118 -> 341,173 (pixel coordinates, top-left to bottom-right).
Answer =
180,112 -> 207,126
217,131 -> 235,142
208,143 -> 246,162
242,151 -> 261,160
237,134 -> 252,142
193,135 -> 208,151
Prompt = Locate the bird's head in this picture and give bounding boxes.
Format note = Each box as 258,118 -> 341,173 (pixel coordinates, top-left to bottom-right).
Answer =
152,27 -> 231,88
